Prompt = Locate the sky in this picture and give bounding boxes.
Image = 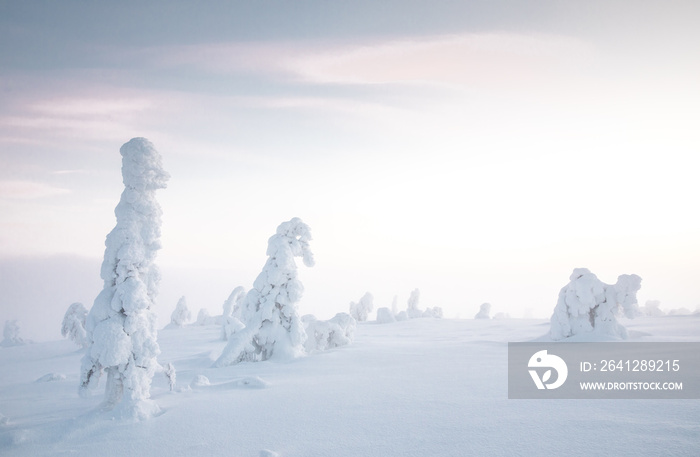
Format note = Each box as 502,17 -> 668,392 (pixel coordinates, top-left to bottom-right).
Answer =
1,1 -> 699,341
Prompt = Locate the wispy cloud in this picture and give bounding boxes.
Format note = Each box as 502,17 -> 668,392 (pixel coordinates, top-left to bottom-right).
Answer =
0,180 -> 70,199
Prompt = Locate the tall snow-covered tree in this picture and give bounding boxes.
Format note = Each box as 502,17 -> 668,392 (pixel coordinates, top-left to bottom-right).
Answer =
222,286 -> 246,340
79,138 -> 169,418
61,302 -> 89,348
550,268 -> 642,340
215,217 -> 314,367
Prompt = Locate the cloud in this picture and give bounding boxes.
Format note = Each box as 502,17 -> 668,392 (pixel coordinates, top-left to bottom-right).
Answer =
0,180 -> 70,199
283,33 -> 596,89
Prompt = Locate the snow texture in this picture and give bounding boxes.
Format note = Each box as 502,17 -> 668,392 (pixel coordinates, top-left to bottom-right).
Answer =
215,218 -> 314,366
550,268 -> 642,340
303,313 -> 356,352
79,138 -> 169,418
349,292 -> 374,322
61,302 -> 89,348
170,296 -> 191,327
475,303 -> 492,319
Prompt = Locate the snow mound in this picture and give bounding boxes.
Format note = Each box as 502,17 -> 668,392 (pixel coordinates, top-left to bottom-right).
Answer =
35,373 -> 66,383
190,375 -> 211,387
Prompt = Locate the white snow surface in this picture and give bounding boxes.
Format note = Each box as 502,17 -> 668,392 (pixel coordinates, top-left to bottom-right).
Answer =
1,316 -> 698,456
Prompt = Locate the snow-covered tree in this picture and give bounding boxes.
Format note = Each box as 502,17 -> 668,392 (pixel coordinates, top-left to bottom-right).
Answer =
170,296 -> 191,327
349,292 -> 374,322
406,288 -> 423,318
1,320 -> 25,347
79,138 -> 169,418
423,306 -> 444,318
222,286 -> 246,340
61,302 -> 89,348
303,313 -> 356,352
195,308 -> 217,326
214,217 -> 314,367
475,303 -> 491,319
376,307 -> 396,324
642,300 -> 665,317
550,268 -> 642,340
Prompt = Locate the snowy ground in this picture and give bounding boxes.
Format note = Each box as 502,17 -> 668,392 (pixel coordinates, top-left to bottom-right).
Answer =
1,316 -> 699,457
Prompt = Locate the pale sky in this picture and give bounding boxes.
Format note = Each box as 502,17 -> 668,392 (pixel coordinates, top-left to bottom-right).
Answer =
1,1 -> 699,341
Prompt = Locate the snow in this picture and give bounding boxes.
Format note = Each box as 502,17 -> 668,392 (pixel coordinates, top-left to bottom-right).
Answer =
1,316 -> 698,456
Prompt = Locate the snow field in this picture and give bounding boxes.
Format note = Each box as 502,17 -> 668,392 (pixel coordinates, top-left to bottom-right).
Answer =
1,316 -> 699,456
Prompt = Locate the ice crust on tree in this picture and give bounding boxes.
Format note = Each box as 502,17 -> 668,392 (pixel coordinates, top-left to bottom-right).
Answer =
61,302 -> 89,348
475,303 -> 492,319
214,217 -> 314,367
349,292 -> 374,322
550,268 -> 642,341
79,138 -> 169,418
170,296 -> 191,327
303,313 -> 356,352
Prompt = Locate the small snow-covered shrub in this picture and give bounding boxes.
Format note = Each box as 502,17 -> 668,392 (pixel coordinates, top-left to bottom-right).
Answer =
376,307 -> 396,324
304,313 -> 356,352
162,362 -> 176,391
475,303 -> 491,319
170,296 -> 191,327
550,268 -> 642,340
61,302 -> 89,348
190,375 -> 210,387
395,311 -> 409,321
349,292 -> 374,322
423,306 -> 443,318
1,320 -> 25,347
215,218 -> 314,366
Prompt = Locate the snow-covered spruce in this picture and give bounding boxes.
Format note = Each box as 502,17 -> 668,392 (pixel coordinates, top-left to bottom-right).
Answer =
61,302 -> 89,348
1,320 -> 25,347
376,307 -> 396,324
349,292 -> 374,322
550,268 -> 642,340
79,138 -> 169,418
475,303 -> 491,319
406,288 -> 423,319
303,313 -> 356,352
170,296 -> 191,327
221,286 -> 246,340
214,218 -> 314,366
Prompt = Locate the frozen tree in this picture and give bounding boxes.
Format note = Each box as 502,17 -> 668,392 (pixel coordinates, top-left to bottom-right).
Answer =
195,308 -> 216,326
61,302 -> 89,348
376,307 -> 396,324
550,268 -> 642,340
391,295 -> 398,316
215,217 -> 314,367
642,300 -> 665,317
79,138 -> 169,418
162,362 -> 176,391
170,296 -> 191,327
222,286 -> 246,340
1,320 -> 25,347
423,306 -> 444,318
303,313 -> 356,352
406,288 -> 423,318
349,292 -> 374,322
475,303 -> 491,319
